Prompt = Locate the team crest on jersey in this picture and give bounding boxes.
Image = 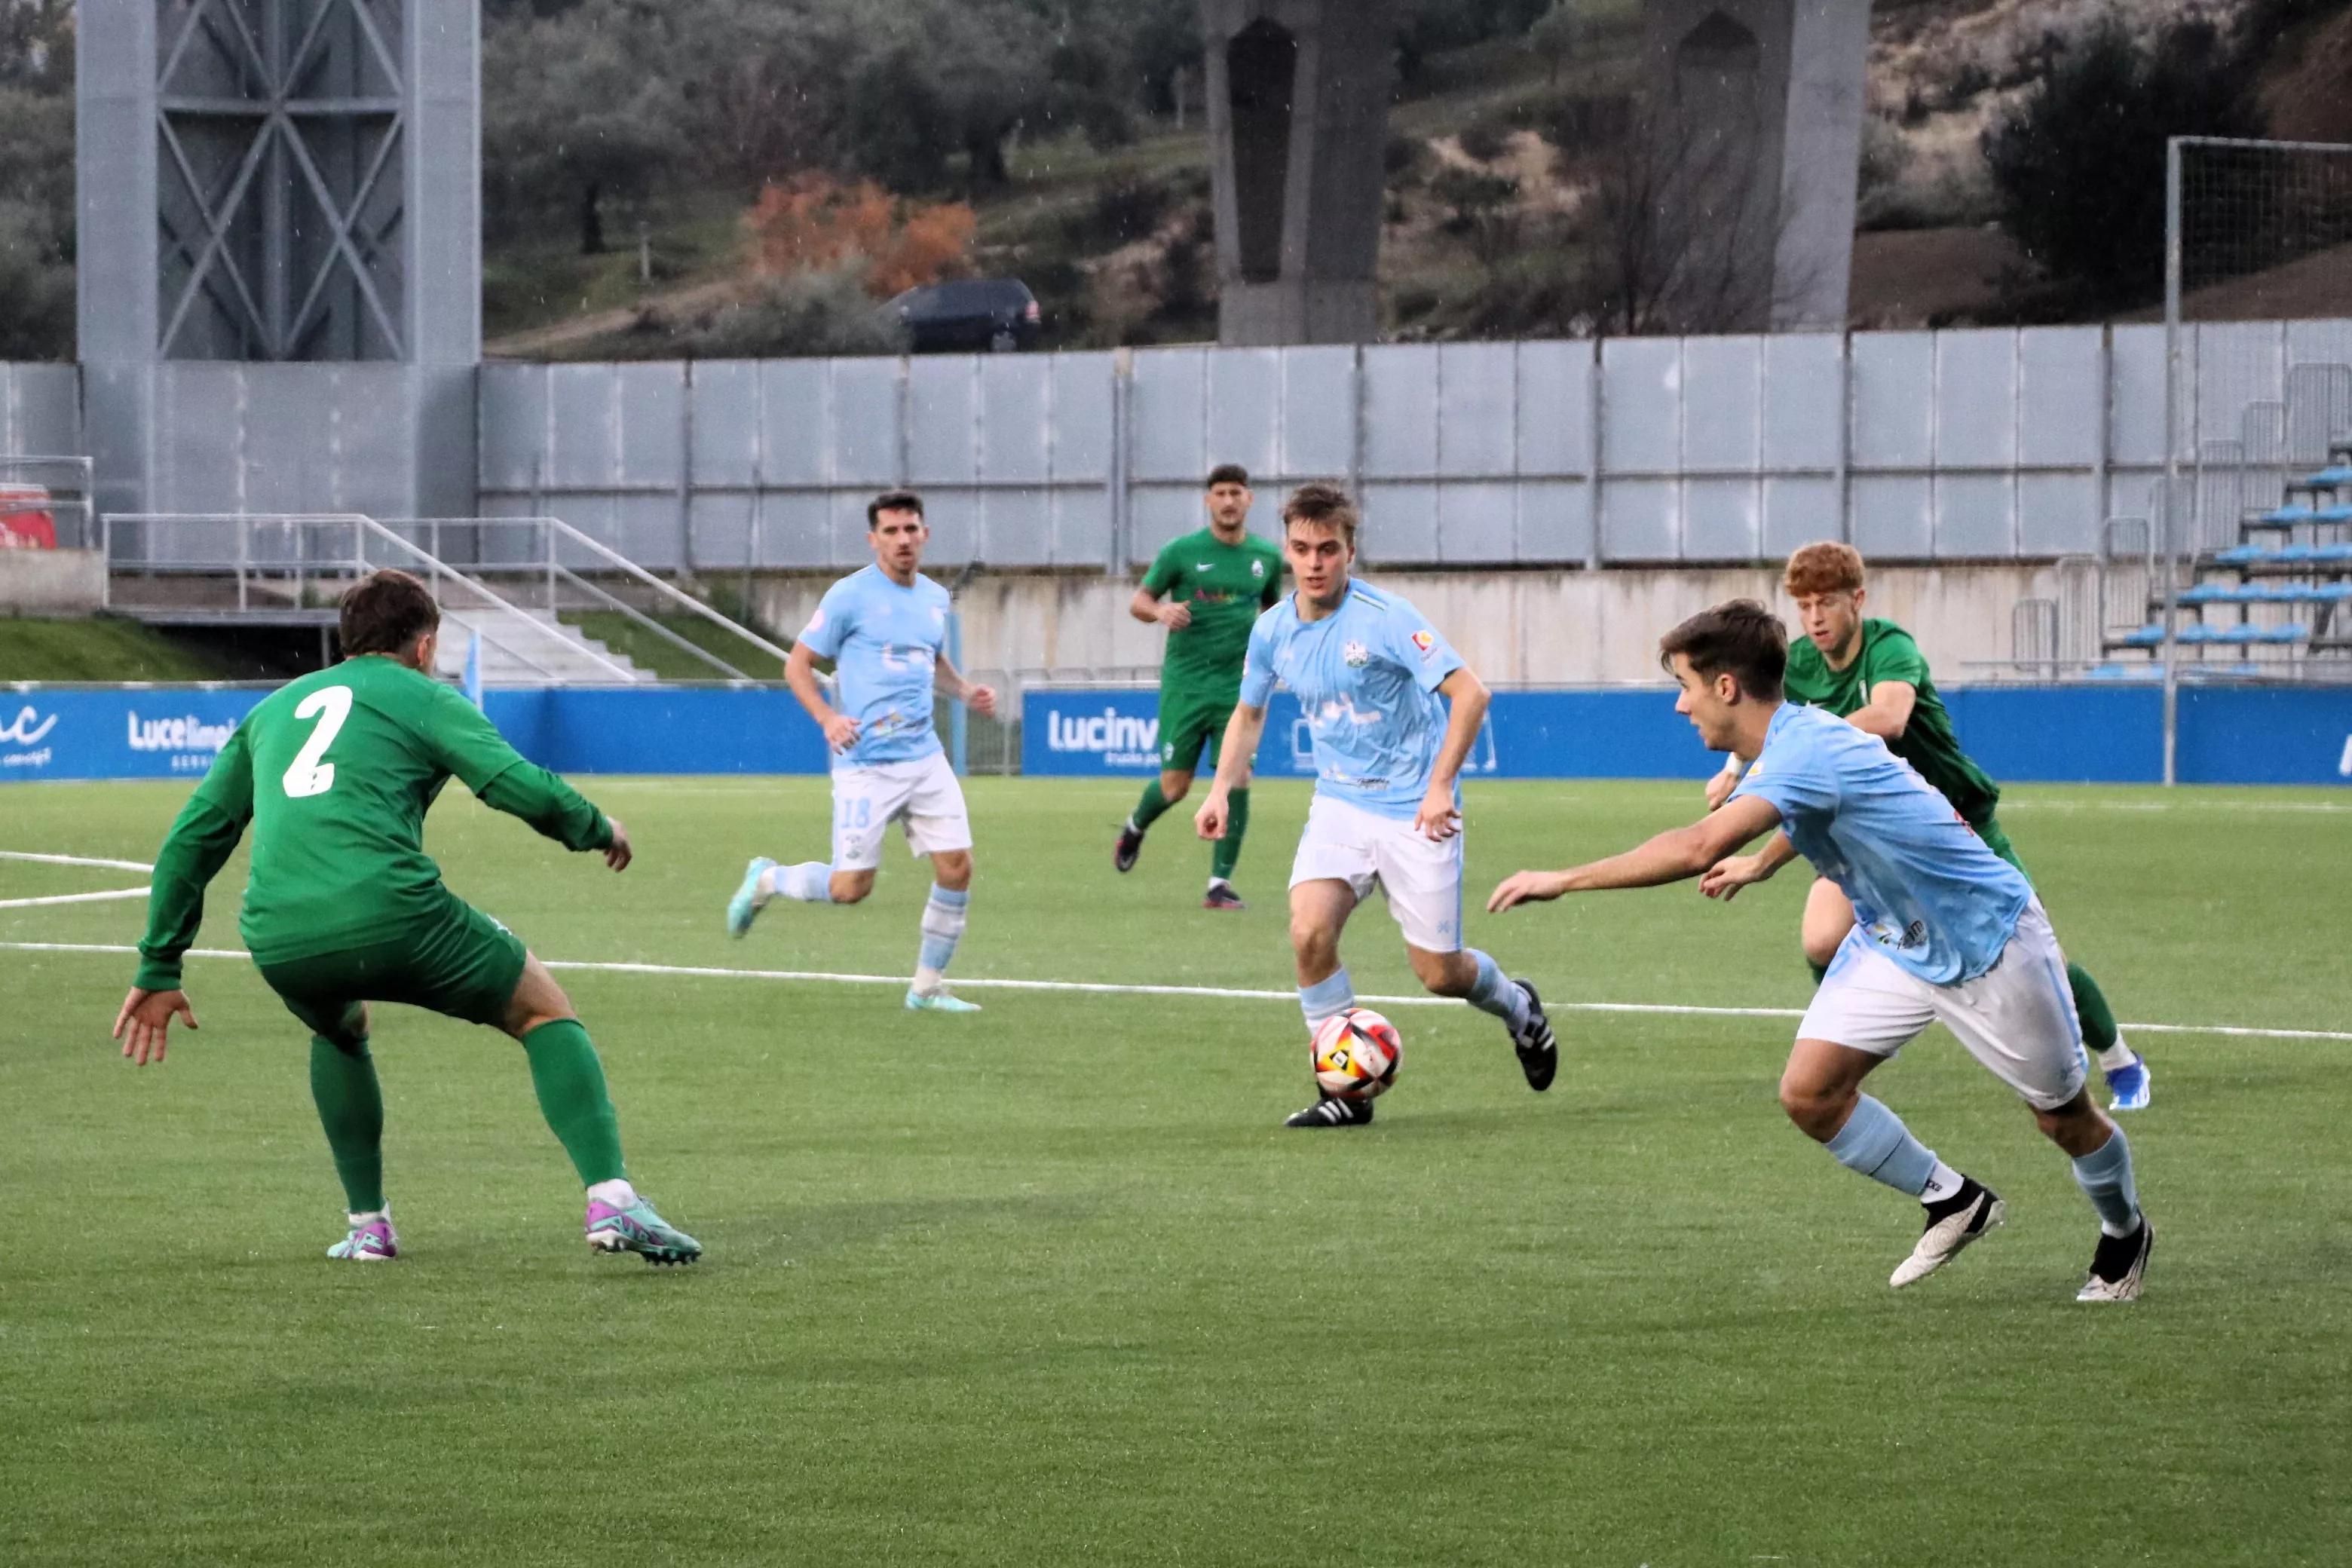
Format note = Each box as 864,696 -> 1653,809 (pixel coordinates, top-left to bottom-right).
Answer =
1251,559 -> 1266,577
1410,629 -> 1435,655
1343,640 -> 1370,666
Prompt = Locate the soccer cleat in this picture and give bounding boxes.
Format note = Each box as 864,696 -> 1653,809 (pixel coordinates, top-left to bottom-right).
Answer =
1511,978 -> 1557,1092
326,1215 -> 398,1261
726,856 -> 776,938
1890,1177 -> 2004,1288
2103,1050 -> 2152,1113
2077,1216 -> 2154,1303
586,1195 -> 702,1266
1285,1095 -> 1374,1129
905,987 -> 982,1013
1202,881 -> 1248,911
1113,822 -> 1144,873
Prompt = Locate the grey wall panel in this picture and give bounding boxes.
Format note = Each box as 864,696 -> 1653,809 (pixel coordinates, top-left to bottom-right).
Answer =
1761,334 -> 1840,472
761,493 -> 831,570
1762,476 -> 1839,556
414,365 -> 479,519
552,494 -> 618,544
1050,354 -> 1116,480
2018,473 -> 2099,556
1602,338 -> 1679,474
1438,343 -> 1517,478
760,361 -> 831,485
830,359 -> 903,487
1601,479 -> 1677,561
547,366 -> 617,490
2192,323 -> 2283,449
1516,479 -> 1591,563
616,495 -> 681,569
2017,328 -> 2102,468
1052,489 -> 1113,566
1934,330 -> 2016,469
1851,333 -> 1934,469
1438,480 -> 1516,561
1935,473 -> 2013,556
242,374 -> 337,513
829,490 -> 875,567
1683,477 -> 1760,561
908,357 -> 978,484
979,357 -> 1052,483
1681,337 -> 1761,473
2109,326 -> 2169,465
1129,485 -> 1202,565
2,364 -> 81,456
2283,318 -> 2352,369
690,494 -> 755,570
1206,348 -> 1281,479
1851,476 -> 1931,557
1363,480 -> 1438,562
1362,346 -> 1438,478
154,366 -> 244,513
691,362 -> 763,488
1280,346 -> 1355,478
1517,340 -> 1589,478
617,363 -> 684,488
917,488 -> 977,566
978,487 -> 1051,567
1131,348 -> 1206,482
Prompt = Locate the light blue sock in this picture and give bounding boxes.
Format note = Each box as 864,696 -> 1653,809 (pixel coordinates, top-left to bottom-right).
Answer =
770,862 -> 834,904
1299,969 -> 1354,1036
1822,1095 -> 1937,1196
914,884 -> 969,994
2071,1126 -> 2142,1238
1463,949 -> 1530,1031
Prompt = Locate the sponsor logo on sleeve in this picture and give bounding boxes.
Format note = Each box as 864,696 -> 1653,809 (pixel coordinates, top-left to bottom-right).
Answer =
1410,629 -> 1436,656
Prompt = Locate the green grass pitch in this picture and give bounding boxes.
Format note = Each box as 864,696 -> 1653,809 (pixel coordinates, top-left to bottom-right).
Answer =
2,775 -> 2347,1566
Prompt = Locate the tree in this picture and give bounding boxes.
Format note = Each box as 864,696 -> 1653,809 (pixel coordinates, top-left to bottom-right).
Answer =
0,87 -> 72,360
1527,1 -> 1577,87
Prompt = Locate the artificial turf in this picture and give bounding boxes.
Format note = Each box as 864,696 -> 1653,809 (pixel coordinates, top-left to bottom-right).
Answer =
2,775 -> 2346,1565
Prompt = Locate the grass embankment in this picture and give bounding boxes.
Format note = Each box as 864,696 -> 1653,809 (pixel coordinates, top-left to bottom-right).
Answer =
559,610 -> 789,681
0,618 -> 231,682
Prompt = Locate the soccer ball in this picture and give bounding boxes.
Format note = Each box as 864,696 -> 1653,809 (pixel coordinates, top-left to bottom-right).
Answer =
1311,1008 -> 1402,1101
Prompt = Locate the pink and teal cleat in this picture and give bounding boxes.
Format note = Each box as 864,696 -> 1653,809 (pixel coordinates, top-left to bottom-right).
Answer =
586,1195 -> 703,1265
326,1215 -> 398,1260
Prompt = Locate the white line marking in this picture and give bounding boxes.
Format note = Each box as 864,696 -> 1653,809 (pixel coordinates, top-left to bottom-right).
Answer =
2000,798 -> 2352,815
2,940 -> 2345,1041
0,850 -> 158,872
0,887 -> 152,911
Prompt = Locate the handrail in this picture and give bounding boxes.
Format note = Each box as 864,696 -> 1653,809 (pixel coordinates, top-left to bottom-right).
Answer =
548,560 -> 754,681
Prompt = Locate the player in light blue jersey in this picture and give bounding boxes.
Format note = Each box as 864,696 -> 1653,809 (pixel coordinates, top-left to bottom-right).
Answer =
725,491 -> 999,1013
1194,484 -> 1557,1128
1489,601 -> 2152,1302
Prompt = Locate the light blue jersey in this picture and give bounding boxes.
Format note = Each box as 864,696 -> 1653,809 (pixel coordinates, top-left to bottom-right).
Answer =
1732,703 -> 2032,985
1239,581 -> 1465,821
797,564 -> 951,768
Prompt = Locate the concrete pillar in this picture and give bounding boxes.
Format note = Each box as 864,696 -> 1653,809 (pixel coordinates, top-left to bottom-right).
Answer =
1200,0 -> 1398,346
1639,0 -> 1870,332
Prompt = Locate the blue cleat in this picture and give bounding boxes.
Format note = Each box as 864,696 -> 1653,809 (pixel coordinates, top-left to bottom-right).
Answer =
905,987 -> 982,1013
2104,1051 -> 2151,1113
727,856 -> 775,938
586,1194 -> 702,1265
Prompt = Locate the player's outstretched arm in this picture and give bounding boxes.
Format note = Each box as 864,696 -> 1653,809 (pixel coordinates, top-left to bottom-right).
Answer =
119,723 -> 253,1062
1488,795 -> 1783,911
932,651 -> 997,718
1195,702 -> 1267,840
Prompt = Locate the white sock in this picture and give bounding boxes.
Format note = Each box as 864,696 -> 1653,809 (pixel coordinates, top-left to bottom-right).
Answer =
2096,1042 -> 2136,1073
348,1208 -> 389,1227
913,884 -> 969,995
1919,1159 -> 1965,1205
586,1178 -> 637,1208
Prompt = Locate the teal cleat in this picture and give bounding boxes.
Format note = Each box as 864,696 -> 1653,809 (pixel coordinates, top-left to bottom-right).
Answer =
327,1214 -> 398,1260
905,987 -> 982,1013
727,857 -> 776,938
586,1195 -> 702,1265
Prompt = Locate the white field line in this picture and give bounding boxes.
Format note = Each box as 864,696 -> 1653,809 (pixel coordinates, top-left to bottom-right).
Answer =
3,940 -> 2347,1042
0,850 -> 158,872
0,887 -> 152,911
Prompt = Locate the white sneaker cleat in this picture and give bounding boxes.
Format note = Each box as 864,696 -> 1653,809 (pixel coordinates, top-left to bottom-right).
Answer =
905,987 -> 982,1013
2076,1217 -> 2153,1303
1891,1178 -> 2004,1288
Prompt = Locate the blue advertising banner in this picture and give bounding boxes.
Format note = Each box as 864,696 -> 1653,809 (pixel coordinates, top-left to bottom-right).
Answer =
0,687 -> 269,782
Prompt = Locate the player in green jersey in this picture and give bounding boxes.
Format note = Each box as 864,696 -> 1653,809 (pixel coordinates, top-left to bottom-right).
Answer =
1113,464 -> 1285,908
112,570 -> 702,1264
1704,543 -> 2150,1111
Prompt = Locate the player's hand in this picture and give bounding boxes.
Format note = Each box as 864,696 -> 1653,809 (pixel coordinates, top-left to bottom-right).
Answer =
1413,786 -> 1462,841
965,684 -> 998,719
1194,790 -> 1228,840
822,712 -> 861,752
1156,602 -> 1193,631
1704,768 -> 1738,811
603,816 -> 633,872
1487,871 -> 1570,913
113,987 -> 197,1066
1698,853 -> 1773,902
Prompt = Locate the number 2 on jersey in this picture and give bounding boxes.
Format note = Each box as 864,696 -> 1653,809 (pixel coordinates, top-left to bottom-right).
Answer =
282,684 -> 354,798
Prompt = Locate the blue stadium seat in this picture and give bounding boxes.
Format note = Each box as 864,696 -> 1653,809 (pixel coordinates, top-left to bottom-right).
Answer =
2318,504 -> 2352,524
2316,543 -> 2352,565
2259,504 -> 2317,525
2117,624 -> 2166,648
2289,581 -> 2352,602
2216,544 -> 2268,565
2300,465 -> 2352,487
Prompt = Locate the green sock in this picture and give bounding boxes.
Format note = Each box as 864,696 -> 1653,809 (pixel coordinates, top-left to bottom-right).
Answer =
2069,960 -> 2121,1057
1130,779 -> 1171,832
308,1035 -> 386,1214
521,1018 -> 628,1187
1211,786 -> 1250,882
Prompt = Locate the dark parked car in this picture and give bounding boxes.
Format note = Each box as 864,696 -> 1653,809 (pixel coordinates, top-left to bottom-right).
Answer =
885,278 -> 1043,354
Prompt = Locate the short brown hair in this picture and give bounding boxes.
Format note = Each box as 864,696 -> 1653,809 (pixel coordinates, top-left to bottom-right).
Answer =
1282,482 -> 1358,546
339,568 -> 439,657
1206,464 -> 1251,489
1659,599 -> 1787,700
867,489 -> 924,527
1784,541 -> 1865,597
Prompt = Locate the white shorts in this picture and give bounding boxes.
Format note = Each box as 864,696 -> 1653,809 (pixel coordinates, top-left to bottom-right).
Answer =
1799,899 -> 2088,1110
1288,792 -> 1464,954
831,753 -> 972,871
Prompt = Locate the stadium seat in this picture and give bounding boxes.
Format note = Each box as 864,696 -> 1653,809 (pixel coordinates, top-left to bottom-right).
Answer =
2259,504 -> 2317,525
2117,625 -> 2166,647
2299,464 -> 2352,487
2215,544 -> 2268,565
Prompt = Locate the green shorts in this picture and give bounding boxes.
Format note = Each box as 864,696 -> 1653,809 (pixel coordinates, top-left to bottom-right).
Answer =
1158,686 -> 1241,776
1973,813 -> 2031,883
256,893 -> 529,1047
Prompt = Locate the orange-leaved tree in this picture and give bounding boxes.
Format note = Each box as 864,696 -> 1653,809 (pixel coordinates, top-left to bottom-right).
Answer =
743,173 -> 976,297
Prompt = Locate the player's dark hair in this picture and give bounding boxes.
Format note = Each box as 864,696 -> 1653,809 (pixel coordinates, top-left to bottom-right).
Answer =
868,490 -> 925,527
1659,599 -> 1786,700
339,568 -> 440,659
1282,482 -> 1357,546
1206,464 -> 1251,490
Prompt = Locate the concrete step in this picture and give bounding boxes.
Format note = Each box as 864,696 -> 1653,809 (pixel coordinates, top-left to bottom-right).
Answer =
434,606 -> 651,685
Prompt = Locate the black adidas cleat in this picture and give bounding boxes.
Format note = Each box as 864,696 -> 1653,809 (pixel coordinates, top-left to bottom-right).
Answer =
1891,1176 -> 2004,1288
1285,1095 -> 1375,1129
1202,881 -> 1248,911
2077,1215 -> 2153,1303
1113,821 -> 1144,873
1511,978 -> 1557,1092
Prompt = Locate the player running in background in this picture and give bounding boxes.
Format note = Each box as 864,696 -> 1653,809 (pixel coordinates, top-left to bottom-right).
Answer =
1195,483 -> 1556,1128
1493,601 -> 2153,1301
113,569 -> 700,1265
1113,464 -> 1284,908
1704,543 -> 2148,1110
727,490 -> 998,1013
